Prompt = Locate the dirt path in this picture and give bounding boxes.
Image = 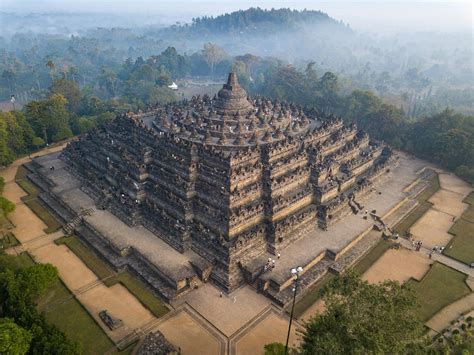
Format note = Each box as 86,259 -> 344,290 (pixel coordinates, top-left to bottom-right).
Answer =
426,293 -> 474,333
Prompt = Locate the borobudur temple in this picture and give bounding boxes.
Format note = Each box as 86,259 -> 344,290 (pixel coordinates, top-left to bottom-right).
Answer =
56,73 -> 394,296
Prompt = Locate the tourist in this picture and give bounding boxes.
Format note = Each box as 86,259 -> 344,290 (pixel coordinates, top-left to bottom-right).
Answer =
219,291 -> 223,298
233,296 -> 236,304
277,252 -> 281,259
429,252 -> 432,259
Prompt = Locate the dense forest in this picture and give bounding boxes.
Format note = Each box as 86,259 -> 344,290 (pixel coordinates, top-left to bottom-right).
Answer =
1,8 -> 472,116
0,7 -> 472,185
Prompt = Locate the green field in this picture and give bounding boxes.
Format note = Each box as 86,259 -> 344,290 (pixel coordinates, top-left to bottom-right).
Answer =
55,235 -> 114,279
38,279 -> 115,355
104,272 -> 169,318
443,195 -> 474,264
406,262 -> 471,321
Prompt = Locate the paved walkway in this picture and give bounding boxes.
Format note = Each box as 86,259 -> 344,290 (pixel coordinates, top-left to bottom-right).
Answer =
397,238 -> 474,278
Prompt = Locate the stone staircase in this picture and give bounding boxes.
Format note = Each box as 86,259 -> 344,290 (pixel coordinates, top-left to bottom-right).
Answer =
64,208 -> 95,234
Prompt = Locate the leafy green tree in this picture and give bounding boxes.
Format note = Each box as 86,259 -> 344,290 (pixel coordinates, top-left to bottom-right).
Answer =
25,94 -> 72,143
0,261 -> 81,354
0,117 -> 14,166
0,196 -> 15,215
264,342 -> 286,355
50,78 -> 83,113
0,318 -> 32,355
202,43 -> 227,76
300,271 -> 425,354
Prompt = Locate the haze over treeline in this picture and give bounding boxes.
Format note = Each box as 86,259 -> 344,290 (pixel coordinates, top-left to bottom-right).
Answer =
0,3 -> 473,183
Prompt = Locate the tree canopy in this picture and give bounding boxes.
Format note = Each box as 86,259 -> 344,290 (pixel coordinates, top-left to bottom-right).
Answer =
0,255 -> 81,354
300,272 -> 425,354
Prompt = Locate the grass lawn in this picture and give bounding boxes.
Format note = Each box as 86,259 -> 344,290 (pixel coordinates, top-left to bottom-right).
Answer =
0,252 -> 36,269
443,214 -> 474,265
394,174 -> 440,236
104,272 -> 169,318
38,279 -> 115,355
352,239 -> 393,275
55,236 -> 114,279
442,192 -> 474,265
17,179 -> 39,198
14,164 -> 29,181
0,231 -> 20,249
406,262 -> 471,321
293,273 -> 335,319
23,198 -> 62,233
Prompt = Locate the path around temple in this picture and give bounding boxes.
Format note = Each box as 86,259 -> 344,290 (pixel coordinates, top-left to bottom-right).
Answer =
1,147 -> 302,354
300,171 -> 474,333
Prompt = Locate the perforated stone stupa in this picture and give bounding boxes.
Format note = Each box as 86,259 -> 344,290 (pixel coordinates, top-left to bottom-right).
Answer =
61,73 -> 393,292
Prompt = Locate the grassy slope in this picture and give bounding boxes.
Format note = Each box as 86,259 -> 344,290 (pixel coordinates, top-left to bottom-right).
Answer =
406,262 -> 471,321
443,192 -> 474,264
37,279 -> 115,355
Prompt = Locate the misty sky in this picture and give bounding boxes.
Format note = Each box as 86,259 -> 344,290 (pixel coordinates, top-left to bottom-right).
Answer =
1,0 -> 472,34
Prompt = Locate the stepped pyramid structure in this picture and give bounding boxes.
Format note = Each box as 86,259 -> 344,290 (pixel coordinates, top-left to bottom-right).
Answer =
57,73 -> 393,295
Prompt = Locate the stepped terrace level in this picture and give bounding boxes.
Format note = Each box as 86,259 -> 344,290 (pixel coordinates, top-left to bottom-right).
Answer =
59,72 -> 393,293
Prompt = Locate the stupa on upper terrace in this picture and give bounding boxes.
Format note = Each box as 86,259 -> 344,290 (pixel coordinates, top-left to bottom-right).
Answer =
61,72 -> 393,293
155,72 -> 313,147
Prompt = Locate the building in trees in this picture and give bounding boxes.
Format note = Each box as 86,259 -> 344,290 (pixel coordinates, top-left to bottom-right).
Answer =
29,73 -> 397,304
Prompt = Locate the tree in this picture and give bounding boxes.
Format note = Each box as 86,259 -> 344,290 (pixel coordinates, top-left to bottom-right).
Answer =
264,342 -> 286,355
50,78 -> 83,113
0,318 -> 32,355
46,60 -> 55,79
202,43 -> 227,76
300,271 -> 425,354
25,94 -> 72,143
0,261 -> 81,354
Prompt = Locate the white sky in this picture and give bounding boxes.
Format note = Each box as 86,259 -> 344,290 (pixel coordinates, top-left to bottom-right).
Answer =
1,0 -> 472,34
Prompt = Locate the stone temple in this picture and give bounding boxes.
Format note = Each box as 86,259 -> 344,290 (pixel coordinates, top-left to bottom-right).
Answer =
28,73 -> 401,304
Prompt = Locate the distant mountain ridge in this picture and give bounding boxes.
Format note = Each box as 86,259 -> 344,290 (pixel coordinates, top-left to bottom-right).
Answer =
161,7 -> 350,36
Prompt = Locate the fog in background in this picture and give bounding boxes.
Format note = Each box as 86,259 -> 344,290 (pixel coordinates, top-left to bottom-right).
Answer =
1,0 -> 472,35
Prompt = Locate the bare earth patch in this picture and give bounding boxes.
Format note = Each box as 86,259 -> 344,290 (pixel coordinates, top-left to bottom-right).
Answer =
429,190 -> 468,217
234,312 -> 301,355
362,248 -> 432,284
3,182 -> 27,204
78,284 -> 155,342
411,209 -> 455,249
33,244 -> 98,290
438,173 -> 472,197
8,204 -> 47,242
157,310 -> 221,355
